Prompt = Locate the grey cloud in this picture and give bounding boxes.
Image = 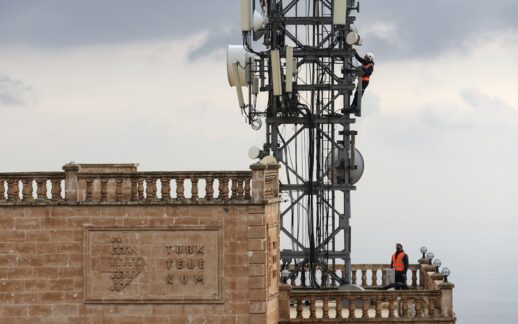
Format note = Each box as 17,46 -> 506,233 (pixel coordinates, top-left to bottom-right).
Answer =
1,0 -> 516,61
358,0 -> 518,60
0,73 -> 33,107
460,88 -> 516,113
0,0 -> 239,47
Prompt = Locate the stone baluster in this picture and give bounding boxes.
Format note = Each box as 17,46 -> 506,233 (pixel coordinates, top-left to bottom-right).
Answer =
220,178 -> 229,200
7,179 -> 18,202
375,295 -> 382,318
36,178 -> 47,202
217,179 -> 223,200
146,178 -> 156,201
382,269 -> 387,286
388,298 -> 396,318
236,178 -> 244,199
138,178 -> 144,200
296,297 -> 303,319
100,178 -> 108,202
191,177 -> 199,201
371,268 -> 378,287
309,296 -> 316,319
51,179 -> 62,202
0,180 -> 4,201
205,177 -> 214,200
428,297 -> 436,317
130,178 -> 138,201
231,178 -> 238,199
416,297 -> 423,317
351,269 -> 357,285
176,177 -> 185,201
244,178 -> 251,199
361,269 -> 367,287
412,268 -> 418,288
161,177 -> 171,201
362,297 -> 369,318
336,296 -> 343,319
348,297 -> 356,319
85,179 -> 94,201
115,178 -> 123,202
316,296 -> 325,319
22,178 -> 34,203
401,297 -> 409,318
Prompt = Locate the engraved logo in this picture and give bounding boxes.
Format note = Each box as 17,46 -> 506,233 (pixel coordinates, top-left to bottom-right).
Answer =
108,238 -> 146,291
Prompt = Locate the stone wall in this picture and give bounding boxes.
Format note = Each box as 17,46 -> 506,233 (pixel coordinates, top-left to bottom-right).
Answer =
0,160 -> 281,323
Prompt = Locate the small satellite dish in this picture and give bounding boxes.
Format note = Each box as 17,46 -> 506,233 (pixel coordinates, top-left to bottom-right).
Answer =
248,146 -> 261,159
227,45 -> 258,87
253,10 -> 267,31
325,147 -> 364,185
346,32 -> 361,45
252,10 -> 268,41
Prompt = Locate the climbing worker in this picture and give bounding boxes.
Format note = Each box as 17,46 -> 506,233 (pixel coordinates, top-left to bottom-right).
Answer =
350,49 -> 374,116
391,242 -> 409,289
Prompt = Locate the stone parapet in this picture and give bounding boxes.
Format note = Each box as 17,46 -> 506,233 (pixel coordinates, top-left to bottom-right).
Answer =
0,160 -> 282,323
0,164 -> 257,205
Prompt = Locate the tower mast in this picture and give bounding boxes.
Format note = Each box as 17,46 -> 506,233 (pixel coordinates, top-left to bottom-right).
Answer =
228,0 -> 365,287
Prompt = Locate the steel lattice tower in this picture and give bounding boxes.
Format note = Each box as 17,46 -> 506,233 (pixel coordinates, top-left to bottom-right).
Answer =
229,0 -> 365,287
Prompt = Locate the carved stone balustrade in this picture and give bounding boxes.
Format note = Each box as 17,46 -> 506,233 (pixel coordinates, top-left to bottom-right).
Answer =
287,264 -> 421,289
0,172 -> 65,204
281,257 -> 455,323
0,162 -> 280,205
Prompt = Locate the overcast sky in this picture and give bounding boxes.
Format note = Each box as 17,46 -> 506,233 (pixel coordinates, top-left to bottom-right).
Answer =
1,1 -> 517,322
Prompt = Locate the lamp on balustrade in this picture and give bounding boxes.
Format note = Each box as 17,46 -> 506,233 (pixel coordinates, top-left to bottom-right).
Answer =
433,259 -> 442,273
281,269 -> 291,284
426,252 -> 434,265
441,267 -> 451,282
420,246 -> 428,259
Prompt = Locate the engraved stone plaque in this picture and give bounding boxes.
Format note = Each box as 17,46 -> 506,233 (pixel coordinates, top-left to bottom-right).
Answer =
84,226 -> 223,303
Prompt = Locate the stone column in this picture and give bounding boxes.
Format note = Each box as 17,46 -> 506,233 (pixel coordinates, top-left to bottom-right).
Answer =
63,163 -> 80,202
278,284 -> 291,321
250,163 -> 266,203
250,156 -> 280,203
438,281 -> 455,318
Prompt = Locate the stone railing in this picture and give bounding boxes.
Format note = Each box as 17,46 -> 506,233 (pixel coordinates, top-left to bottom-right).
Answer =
279,261 -> 456,323
285,264 -> 421,289
280,288 -> 451,323
0,172 -> 65,203
0,160 -> 281,205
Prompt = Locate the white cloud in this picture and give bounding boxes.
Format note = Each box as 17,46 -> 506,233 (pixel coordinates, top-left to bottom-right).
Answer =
0,72 -> 34,108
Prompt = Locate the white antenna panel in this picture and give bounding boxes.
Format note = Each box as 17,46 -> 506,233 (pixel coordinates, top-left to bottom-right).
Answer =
333,0 -> 347,25
241,0 -> 251,31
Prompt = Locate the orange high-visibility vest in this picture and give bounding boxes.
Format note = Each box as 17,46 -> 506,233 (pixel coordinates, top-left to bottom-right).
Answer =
362,63 -> 373,81
392,252 -> 406,272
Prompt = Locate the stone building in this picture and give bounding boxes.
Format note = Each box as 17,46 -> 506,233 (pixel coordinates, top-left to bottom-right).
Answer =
0,160 -> 455,323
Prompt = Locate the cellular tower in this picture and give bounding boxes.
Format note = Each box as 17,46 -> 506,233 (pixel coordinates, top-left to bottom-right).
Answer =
228,0 -> 366,288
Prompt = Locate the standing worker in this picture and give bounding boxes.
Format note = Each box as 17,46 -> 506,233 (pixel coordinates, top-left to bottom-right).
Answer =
349,49 -> 374,116
391,243 -> 409,289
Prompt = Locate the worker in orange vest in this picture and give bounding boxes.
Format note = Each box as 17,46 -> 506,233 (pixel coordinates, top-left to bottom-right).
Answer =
350,49 -> 374,116
391,243 -> 409,289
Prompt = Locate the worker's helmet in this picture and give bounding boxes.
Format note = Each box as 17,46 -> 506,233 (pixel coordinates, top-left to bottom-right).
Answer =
365,52 -> 374,62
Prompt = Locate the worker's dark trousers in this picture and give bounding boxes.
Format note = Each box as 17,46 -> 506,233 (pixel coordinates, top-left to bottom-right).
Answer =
351,81 -> 369,109
395,271 -> 408,290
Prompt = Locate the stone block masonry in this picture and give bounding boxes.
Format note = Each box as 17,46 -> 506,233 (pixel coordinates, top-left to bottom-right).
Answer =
0,159 -> 281,323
